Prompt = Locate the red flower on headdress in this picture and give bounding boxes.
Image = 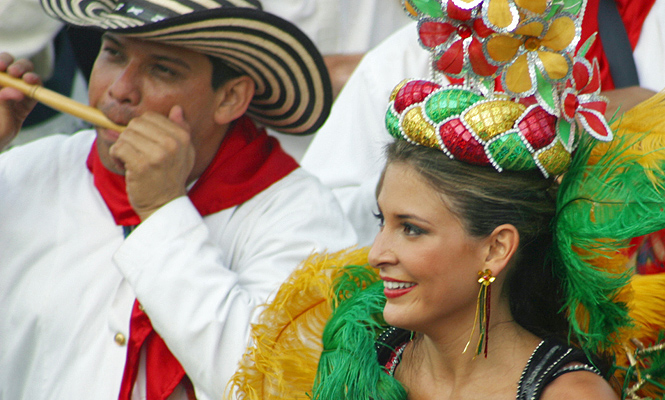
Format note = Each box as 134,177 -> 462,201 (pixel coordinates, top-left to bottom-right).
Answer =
560,58 -> 612,146
418,2 -> 497,79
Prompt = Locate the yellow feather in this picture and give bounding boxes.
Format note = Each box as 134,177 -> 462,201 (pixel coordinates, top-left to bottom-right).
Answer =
628,274 -> 665,342
611,273 -> 665,398
227,247 -> 370,399
591,91 -> 665,186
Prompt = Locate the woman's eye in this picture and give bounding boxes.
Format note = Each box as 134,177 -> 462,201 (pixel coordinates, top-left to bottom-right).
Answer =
372,211 -> 384,227
403,223 -> 425,236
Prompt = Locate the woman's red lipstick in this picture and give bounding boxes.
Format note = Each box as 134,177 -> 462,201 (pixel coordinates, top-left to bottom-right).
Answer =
382,277 -> 417,299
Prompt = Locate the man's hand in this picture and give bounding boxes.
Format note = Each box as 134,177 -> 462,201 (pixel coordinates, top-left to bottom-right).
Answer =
0,53 -> 40,150
109,106 -> 196,221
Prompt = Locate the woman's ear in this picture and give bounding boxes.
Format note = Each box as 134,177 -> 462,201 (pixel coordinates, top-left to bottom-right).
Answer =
484,224 -> 519,276
213,75 -> 255,125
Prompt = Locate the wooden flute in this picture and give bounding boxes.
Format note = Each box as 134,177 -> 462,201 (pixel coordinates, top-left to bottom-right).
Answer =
0,71 -> 125,132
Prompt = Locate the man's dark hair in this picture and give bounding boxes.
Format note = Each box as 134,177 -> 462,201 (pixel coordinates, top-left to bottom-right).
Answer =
207,55 -> 246,90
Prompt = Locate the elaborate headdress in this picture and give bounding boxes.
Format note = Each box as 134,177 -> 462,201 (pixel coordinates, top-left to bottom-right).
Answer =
387,0 -> 612,178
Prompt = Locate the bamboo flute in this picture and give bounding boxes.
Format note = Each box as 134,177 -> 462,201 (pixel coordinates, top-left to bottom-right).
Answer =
0,71 -> 125,132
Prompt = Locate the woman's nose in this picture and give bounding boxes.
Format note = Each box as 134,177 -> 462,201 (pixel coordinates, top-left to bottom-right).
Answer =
368,228 -> 395,269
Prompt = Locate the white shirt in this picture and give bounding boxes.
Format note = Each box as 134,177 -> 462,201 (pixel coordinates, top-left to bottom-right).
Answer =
0,130 -> 357,400
260,0 -> 411,55
260,0 -> 414,162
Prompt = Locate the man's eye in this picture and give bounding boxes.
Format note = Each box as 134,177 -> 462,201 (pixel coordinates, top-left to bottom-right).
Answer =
102,46 -> 121,58
153,64 -> 176,76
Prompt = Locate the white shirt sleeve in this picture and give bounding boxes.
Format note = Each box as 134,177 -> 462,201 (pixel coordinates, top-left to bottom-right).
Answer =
112,171 -> 357,399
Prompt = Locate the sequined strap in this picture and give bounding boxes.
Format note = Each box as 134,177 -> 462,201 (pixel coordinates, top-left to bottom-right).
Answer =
384,342 -> 409,376
375,327 -> 413,376
516,338 -> 601,400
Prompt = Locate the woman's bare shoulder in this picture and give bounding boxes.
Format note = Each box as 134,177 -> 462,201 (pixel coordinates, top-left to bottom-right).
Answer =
540,370 -> 619,400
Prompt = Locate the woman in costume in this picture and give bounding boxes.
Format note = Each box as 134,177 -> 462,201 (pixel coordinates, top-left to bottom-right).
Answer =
359,138 -> 616,398
229,0 -> 665,398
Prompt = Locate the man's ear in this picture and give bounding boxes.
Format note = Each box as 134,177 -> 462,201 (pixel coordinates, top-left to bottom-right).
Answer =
213,75 -> 255,125
484,224 -> 519,276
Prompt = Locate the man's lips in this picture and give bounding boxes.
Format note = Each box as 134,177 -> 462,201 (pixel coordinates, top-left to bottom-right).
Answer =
101,127 -> 121,142
98,105 -> 132,130
98,112 -> 129,142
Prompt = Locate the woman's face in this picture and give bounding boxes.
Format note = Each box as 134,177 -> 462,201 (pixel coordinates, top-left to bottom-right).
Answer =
369,162 -> 489,335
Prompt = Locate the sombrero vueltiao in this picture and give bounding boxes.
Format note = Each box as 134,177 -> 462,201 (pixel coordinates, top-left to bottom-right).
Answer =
40,0 -> 332,135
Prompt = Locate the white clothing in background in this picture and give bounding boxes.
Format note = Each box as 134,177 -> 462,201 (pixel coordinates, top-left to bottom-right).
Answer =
0,0 -> 63,78
262,0 -> 413,161
260,0 -> 411,55
301,22 -> 432,245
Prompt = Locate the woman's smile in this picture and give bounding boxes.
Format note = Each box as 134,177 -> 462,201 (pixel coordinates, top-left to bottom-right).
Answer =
382,277 -> 417,298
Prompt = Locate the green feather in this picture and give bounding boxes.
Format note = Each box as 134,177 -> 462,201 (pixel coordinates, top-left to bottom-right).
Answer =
555,131 -> 665,353
311,265 -> 407,400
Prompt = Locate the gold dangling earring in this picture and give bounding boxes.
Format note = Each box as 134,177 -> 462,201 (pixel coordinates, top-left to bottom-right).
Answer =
463,269 -> 495,358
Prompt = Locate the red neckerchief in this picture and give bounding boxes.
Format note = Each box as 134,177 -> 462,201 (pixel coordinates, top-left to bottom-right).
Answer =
582,0 -> 657,90
87,115 -> 298,225
87,115 -> 298,400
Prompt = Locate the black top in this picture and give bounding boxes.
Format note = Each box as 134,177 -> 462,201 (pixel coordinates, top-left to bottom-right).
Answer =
375,327 -> 602,400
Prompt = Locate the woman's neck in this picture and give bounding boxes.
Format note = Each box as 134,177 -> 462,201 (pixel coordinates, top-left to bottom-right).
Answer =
395,310 -> 542,399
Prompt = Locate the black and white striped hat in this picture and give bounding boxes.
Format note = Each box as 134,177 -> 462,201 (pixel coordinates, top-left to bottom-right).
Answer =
40,0 -> 332,135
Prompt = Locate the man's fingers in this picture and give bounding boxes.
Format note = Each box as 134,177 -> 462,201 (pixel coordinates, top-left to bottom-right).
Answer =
110,114 -> 191,173
0,53 -> 15,71
110,125 -> 162,169
126,114 -> 189,150
168,105 -> 185,126
0,56 -> 41,102
0,54 -> 40,149
109,133 -> 142,169
167,105 -> 193,135
0,87 -> 28,102
6,59 -> 35,78
113,111 -> 195,220
19,72 -> 41,86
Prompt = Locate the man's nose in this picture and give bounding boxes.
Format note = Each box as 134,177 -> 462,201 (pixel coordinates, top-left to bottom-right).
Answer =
108,64 -> 141,105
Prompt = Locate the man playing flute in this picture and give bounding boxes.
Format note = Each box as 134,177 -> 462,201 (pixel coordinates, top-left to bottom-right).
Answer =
0,1 -> 356,399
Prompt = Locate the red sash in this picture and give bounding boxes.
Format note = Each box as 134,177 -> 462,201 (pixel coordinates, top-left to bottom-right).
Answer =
582,0 -> 657,90
87,116 -> 298,400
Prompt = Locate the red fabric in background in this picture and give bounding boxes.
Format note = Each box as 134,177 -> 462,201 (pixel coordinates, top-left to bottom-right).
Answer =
581,0 -> 657,90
